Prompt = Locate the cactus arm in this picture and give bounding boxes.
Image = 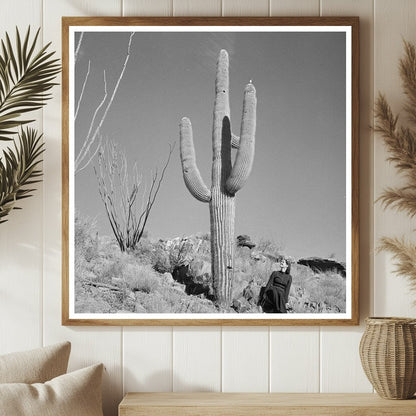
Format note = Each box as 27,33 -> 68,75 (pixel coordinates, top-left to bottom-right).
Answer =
212,50 -> 230,177
179,117 -> 211,203
225,83 -> 257,195
231,133 -> 240,149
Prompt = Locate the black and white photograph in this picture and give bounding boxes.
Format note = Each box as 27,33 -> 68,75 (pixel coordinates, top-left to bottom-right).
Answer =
63,18 -> 358,324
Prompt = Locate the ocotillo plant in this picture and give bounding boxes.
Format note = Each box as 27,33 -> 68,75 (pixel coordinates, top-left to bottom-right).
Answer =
179,49 -> 257,308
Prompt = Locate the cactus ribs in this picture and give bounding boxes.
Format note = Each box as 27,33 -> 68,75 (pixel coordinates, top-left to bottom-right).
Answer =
179,49 -> 257,309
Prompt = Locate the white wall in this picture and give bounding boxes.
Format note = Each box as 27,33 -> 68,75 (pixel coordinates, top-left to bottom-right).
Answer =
1,1 -> 416,415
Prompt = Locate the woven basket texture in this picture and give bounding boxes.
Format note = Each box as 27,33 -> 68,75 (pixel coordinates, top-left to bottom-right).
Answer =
359,317 -> 416,399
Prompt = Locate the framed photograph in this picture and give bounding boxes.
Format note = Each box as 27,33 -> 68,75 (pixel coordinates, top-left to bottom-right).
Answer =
62,17 -> 359,326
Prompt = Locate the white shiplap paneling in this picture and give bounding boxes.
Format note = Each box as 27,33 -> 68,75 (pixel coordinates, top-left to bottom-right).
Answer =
123,0 -> 172,16
123,327 -> 173,393
173,327 -> 221,391
270,0 -> 319,16
270,327 -> 320,392
42,2 -> 124,415
173,0 -> 221,16
0,0 -> 41,33
222,327 -> 269,392
0,0 -> 43,355
222,0 -> 270,16
374,0 -> 416,317
320,327 -> 372,392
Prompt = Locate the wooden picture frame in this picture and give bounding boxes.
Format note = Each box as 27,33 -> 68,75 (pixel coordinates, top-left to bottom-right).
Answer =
62,17 -> 359,326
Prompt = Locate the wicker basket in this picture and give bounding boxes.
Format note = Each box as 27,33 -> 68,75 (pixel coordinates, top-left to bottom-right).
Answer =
359,317 -> 416,399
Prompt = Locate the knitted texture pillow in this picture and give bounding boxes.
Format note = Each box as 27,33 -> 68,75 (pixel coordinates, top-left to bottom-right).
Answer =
0,363 -> 104,416
0,341 -> 71,384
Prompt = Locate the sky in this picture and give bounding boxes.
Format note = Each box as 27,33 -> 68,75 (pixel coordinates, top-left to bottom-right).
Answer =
74,29 -> 347,261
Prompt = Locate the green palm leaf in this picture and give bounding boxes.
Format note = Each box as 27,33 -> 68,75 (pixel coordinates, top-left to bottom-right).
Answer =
0,27 -> 60,141
0,127 -> 44,223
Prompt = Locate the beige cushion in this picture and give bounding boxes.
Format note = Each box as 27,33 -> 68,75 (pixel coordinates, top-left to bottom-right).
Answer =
0,342 -> 71,384
0,363 -> 104,416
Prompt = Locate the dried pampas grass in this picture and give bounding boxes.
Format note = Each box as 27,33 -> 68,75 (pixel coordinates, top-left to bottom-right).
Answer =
375,40 -> 416,299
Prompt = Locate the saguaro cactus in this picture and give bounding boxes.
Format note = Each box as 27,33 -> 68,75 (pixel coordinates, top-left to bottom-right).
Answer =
179,49 -> 257,308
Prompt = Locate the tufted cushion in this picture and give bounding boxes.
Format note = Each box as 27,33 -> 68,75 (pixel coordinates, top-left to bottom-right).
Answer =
0,342 -> 71,384
0,363 -> 104,416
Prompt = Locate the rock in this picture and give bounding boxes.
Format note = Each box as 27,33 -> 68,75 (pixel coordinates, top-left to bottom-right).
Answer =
298,257 -> 346,277
161,272 -> 175,284
232,297 -> 251,313
171,282 -> 186,293
237,235 -> 255,249
172,264 -> 191,284
172,263 -> 213,299
189,259 -> 211,279
159,235 -> 205,258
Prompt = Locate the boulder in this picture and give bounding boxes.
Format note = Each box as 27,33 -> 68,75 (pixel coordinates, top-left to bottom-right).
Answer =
298,257 -> 346,277
160,272 -> 175,285
237,235 -> 256,249
172,264 -> 213,299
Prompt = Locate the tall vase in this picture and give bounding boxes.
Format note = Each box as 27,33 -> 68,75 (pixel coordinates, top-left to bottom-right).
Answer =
359,317 -> 416,399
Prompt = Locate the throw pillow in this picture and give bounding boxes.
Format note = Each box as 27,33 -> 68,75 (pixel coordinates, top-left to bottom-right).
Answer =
0,363 -> 104,416
0,341 -> 71,384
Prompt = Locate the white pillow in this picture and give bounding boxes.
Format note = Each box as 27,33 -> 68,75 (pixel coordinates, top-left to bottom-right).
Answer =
0,342 -> 71,383
0,363 -> 104,416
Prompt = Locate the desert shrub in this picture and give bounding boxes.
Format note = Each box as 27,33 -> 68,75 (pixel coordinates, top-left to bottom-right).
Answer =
234,246 -> 252,274
169,239 -> 194,268
232,246 -> 276,301
75,293 -> 114,313
74,280 -> 113,313
134,285 -> 187,313
172,296 -> 217,313
196,232 -> 210,241
152,243 -> 171,273
124,263 -> 160,293
96,236 -> 122,261
256,238 -> 282,260
306,271 -> 346,311
134,237 -> 158,266
232,271 -> 251,300
250,257 -> 274,285
152,237 -> 205,273
134,238 -> 190,273
74,213 -> 99,262
289,264 -> 346,313
94,258 -> 125,284
135,291 -> 171,313
74,254 -> 89,279
193,234 -> 211,254
133,278 -> 218,313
